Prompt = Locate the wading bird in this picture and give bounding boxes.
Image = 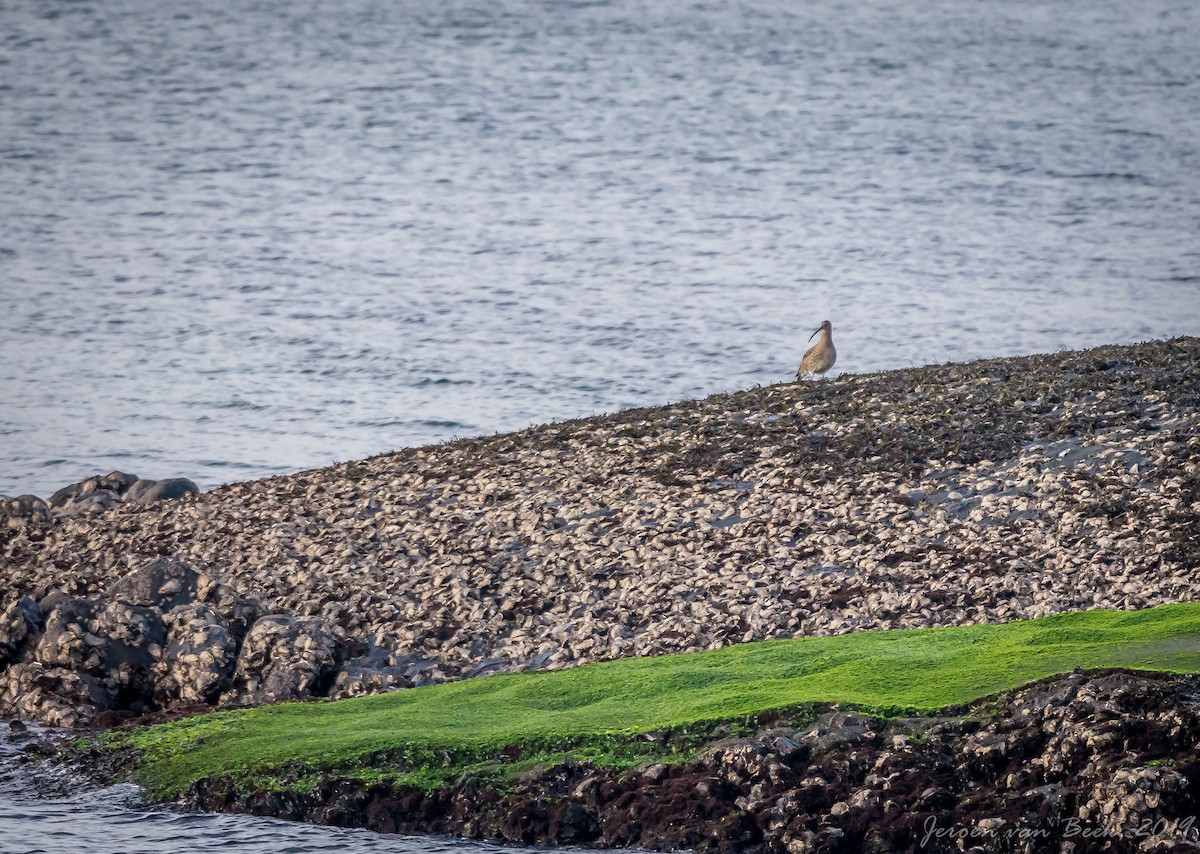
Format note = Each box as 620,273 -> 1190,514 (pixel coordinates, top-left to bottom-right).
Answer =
797,320 -> 836,380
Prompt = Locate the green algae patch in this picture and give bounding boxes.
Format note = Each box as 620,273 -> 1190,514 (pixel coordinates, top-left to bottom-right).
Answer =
112,603 -> 1200,799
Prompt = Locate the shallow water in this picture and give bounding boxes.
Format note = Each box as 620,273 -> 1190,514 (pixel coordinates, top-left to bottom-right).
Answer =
0,727 -> 624,854
0,785 -> 547,854
2,0 -> 1198,498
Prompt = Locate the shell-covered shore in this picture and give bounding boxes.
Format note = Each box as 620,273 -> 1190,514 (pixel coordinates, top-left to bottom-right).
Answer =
2,337 -> 1198,723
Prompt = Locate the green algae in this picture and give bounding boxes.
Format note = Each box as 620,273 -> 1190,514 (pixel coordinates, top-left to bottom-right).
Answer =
109,603 -> 1200,799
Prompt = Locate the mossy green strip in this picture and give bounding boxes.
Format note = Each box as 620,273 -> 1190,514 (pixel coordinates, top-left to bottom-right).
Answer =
115,603 -> 1200,798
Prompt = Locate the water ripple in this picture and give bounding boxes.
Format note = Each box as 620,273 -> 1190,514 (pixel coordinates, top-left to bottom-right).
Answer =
0,731 -> 628,854
0,0 -> 1198,501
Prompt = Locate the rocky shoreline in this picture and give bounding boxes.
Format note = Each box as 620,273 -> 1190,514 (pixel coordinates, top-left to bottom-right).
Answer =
158,670 -> 1200,854
2,337 -> 1200,851
7,668 -> 1198,853
2,471 -> 199,525
2,337 -> 1198,729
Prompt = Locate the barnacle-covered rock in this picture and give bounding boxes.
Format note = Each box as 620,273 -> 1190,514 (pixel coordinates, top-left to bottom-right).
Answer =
222,615 -> 344,706
48,471 -> 139,517
41,470 -> 198,518
0,494 -> 53,528
154,603 -> 239,706
0,662 -> 115,728
0,596 -> 40,665
106,557 -> 260,641
33,596 -> 164,709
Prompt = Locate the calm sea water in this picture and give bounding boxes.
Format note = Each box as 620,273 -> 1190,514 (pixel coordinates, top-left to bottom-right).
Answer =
2,0 -> 1199,498
0,785 -> 558,854
0,728 -> 629,854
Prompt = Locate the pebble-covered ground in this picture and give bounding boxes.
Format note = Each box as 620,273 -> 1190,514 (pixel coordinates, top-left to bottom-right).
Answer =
3,338 -> 1199,690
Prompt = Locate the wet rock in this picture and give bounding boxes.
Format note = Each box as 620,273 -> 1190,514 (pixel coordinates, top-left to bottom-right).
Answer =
549,801 -> 601,843
0,494 -> 53,528
106,556 -> 202,612
47,471 -> 139,506
0,596 -> 41,665
106,557 -> 260,641
223,615 -> 344,706
154,603 -> 239,706
124,477 -> 200,504
48,471 -> 138,517
0,662 -> 115,728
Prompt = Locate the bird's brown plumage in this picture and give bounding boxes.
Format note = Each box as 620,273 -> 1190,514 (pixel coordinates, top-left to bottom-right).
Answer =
797,320 -> 836,380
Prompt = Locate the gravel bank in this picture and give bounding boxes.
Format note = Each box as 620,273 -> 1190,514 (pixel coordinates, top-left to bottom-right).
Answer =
2,337 -> 1198,723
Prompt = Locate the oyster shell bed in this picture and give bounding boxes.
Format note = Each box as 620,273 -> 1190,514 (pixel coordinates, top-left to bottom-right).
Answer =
2,337 -> 1198,696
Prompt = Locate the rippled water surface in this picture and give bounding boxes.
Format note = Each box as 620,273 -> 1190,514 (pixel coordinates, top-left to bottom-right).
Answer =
0,786 -> 546,854
2,0 -> 1198,497
0,728 -> 617,854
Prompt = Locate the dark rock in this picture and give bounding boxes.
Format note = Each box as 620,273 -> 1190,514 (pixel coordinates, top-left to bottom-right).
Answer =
56,491 -> 123,517
0,559 -> 265,727
0,596 -> 41,665
0,494 -> 53,527
222,615 -> 344,706
194,572 -> 261,642
154,603 -> 239,706
33,596 -> 165,710
32,596 -> 101,670
465,657 -> 509,678
550,801 -> 601,843
799,711 -> 874,752
47,471 -> 138,517
329,663 -> 410,699
0,662 -> 116,728
36,590 -> 75,619
329,643 -> 410,699
124,477 -> 200,504
48,471 -> 138,507
106,556 -> 202,612
42,471 -> 197,517
106,557 -> 260,641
